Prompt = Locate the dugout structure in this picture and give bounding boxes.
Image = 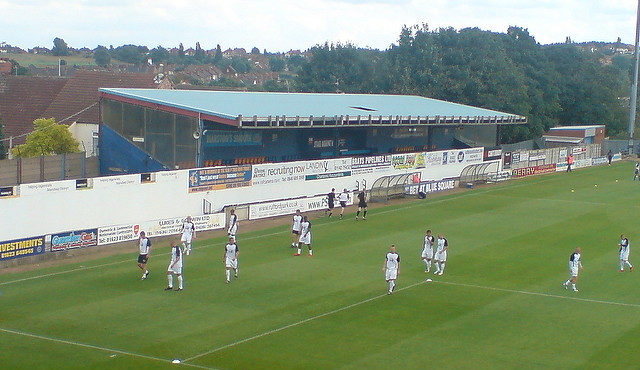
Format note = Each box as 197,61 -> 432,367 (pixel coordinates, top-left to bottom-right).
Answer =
459,161 -> 500,187
369,173 -> 416,202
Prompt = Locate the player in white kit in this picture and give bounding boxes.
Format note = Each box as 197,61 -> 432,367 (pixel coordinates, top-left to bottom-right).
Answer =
180,216 -> 196,255
383,245 -> 400,295
421,230 -> 435,273
227,209 -> 238,240
563,247 -> 583,292
137,231 -> 151,280
338,189 -> 350,219
165,241 -> 183,291
434,234 -> 448,276
223,237 -> 239,284
291,210 -> 303,248
294,216 -> 312,256
618,234 -> 634,272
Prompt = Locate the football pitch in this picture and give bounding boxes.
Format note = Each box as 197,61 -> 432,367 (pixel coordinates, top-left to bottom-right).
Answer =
2,162 -> 640,369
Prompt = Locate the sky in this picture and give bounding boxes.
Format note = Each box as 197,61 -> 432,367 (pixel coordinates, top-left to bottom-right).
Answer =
1,0 -> 639,52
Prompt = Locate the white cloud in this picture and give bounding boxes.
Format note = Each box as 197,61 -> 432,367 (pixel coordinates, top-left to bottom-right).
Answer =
1,0 -> 638,51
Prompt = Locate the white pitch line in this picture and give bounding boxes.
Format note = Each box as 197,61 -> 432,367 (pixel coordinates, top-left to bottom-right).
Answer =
183,280 -> 425,363
0,327 -> 217,369
433,280 -> 640,308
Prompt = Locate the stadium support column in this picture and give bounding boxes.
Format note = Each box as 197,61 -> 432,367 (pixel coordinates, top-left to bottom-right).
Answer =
196,113 -> 203,167
628,0 -> 640,155
333,127 -> 339,157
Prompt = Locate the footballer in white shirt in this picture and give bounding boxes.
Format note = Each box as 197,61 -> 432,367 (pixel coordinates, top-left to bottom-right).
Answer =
618,234 -> 633,272
291,210 -> 303,248
227,209 -> 239,240
165,241 -> 184,291
180,216 -> 196,255
223,237 -> 239,284
421,230 -> 435,273
434,234 -> 448,276
563,247 -> 583,292
383,245 -> 400,295
294,216 -> 313,256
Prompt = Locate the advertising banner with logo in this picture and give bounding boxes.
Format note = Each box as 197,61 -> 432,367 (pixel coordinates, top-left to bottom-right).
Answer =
392,153 -> 425,169
0,236 -> 45,261
249,194 -> 354,220
188,165 -> 252,193
97,213 -> 226,245
405,179 -> 457,195
50,229 -> 98,251
144,214 -> 226,237
484,149 -> 502,161
98,224 -> 141,245
512,164 -> 557,178
441,148 -> 484,166
351,155 -> 393,175
252,158 -> 351,186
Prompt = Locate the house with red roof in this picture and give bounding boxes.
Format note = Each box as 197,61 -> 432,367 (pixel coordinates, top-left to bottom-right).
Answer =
0,70 -> 169,157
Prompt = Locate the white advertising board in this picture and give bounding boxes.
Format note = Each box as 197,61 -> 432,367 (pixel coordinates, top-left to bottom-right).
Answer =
249,195 -> 354,220
97,213 -> 225,245
19,180 -> 76,196
252,158 -> 352,185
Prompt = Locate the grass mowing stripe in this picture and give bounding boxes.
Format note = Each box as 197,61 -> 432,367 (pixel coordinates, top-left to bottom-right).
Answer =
183,280 -> 426,363
0,327 -> 217,369
434,280 -> 640,308
0,230 -> 289,286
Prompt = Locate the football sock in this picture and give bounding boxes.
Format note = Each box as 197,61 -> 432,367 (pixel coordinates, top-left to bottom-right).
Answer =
356,211 -> 360,217
363,210 -> 367,217
178,276 -> 183,289
571,283 -> 576,290
564,279 -> 570,285
626,261 -> 633,268
297,247 -> 302,254
168,275 -> 173,288
226,270 -> 231,282
308,249 -> 313,255
620,261 -> 625,270
440,262 -> 446,273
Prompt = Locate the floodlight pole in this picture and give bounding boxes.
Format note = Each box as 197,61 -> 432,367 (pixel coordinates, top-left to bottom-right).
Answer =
628,0 -> 640,155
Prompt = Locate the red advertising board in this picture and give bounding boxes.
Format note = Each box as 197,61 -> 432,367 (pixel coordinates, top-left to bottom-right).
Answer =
511,164 -> 557,178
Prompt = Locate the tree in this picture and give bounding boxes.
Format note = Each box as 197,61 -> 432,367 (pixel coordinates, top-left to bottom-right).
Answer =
94,46 -> 111,67
194,42 -> 206,61
52,37 -> 71,56
269,56 -> 286,72
12,118 -> 80,158
214,44 -> 223,64
251,47 -> 260,55
110,45 -> 149,64
149,46 -> 171,64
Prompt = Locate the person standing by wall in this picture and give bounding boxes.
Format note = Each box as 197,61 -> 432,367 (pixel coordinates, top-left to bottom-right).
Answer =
567,153 -> 574,172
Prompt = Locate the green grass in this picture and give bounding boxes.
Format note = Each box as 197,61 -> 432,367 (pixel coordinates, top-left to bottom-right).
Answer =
2,162 -> 640,369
